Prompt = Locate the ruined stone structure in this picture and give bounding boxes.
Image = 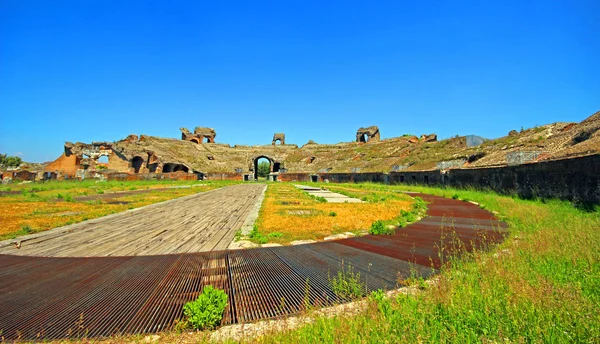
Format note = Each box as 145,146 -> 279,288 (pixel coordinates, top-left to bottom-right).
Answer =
272,133 -> 285,145
421,134 -> 438,142
356,126 -> 380,143
31,110 -> 599,190
180,127 -> 216,144
44,139 -> 192,179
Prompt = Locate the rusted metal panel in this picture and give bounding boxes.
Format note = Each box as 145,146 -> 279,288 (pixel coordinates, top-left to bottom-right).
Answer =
0,193 -> 508,341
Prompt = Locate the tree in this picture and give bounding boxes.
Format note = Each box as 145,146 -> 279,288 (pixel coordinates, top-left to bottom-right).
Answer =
257,161 -> 270,178
0,154 -> 22,167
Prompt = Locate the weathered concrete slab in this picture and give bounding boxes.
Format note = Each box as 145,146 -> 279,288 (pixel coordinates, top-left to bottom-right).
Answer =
294,185 -> 363,203
0,184 -> 266,257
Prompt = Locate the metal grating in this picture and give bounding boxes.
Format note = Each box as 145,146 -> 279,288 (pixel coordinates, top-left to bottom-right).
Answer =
0,193 -> 507,341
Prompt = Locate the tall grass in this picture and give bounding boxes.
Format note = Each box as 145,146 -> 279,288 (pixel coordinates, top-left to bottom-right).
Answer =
253,184 -> 600,343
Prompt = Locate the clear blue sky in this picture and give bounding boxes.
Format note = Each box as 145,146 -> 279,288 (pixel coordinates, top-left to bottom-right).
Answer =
1,0 -> 598,163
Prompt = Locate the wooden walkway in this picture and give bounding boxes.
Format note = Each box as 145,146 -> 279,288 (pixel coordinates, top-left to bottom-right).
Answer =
0,184 -> 266,257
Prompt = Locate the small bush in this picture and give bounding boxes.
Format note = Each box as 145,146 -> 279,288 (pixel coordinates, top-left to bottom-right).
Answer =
330,262 -> 365,299
183,285 -> 228,330
249,224 -> 268,244
329,211 -> 337,217
401,209 -> 417,223
268,232 -> 283,238
369,220 -> 395,235
452,193 -> 459,200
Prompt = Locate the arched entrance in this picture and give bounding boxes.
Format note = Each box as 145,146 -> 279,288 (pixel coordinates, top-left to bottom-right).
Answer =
253,155 -> 281,181
254,156 -> 271,181
132,156 -> 144,173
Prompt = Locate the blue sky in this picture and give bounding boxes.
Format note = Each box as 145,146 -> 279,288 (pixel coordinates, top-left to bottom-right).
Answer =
1,0 -> 599,163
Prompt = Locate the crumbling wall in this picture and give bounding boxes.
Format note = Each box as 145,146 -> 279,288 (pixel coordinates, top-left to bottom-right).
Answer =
180,127 -> 217,143
107,151 -> 130,171
356,126 -> 380,143
44,153 -> 80,177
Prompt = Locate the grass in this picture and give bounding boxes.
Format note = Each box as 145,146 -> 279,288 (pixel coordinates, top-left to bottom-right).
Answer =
253,183 -> 413,244
0,180 -> 234,240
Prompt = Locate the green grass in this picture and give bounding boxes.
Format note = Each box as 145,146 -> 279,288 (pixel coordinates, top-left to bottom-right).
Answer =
253,184 -> 600,343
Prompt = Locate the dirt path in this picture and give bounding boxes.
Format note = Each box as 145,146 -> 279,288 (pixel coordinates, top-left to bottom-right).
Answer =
0,184 -> 266,257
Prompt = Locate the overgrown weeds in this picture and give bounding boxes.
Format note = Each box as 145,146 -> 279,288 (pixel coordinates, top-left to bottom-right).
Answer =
329,261 -> 366,300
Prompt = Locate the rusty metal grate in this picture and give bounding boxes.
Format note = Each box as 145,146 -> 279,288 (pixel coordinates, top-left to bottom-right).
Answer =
0,193 -> 507,341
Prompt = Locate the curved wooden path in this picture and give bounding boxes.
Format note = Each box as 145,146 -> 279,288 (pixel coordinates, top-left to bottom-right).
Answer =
0,192 -> 508,341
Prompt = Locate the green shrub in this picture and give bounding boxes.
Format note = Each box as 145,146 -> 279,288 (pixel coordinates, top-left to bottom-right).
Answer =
268,232 -> 283,238
329,211 -> 337,217
249,224 -> 268,244
183,285 -> 228,330
330,262 -> 365,299
369,220 -> 395,235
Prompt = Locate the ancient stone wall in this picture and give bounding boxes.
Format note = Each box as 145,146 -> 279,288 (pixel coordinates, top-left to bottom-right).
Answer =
107,151 -> 130,171
273,155 -> 600,204
44,153 -> 80,177
278,173 -> 310,182
204,172 -> 244,181
318,172 -> 388,184
446,154 -> 600,204
104,171 -> 200,181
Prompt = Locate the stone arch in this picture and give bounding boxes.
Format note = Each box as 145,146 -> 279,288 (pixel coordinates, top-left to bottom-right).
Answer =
253,155 -> 275,180
173,164 -> 189,173
189,138 -> 200,144
163,163 -> 175,173
163,163 -> 188,173
132,156 -> 144,173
